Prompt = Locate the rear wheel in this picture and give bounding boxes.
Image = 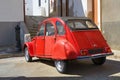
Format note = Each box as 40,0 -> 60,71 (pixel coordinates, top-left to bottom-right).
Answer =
92,57 -> 106,65
54,60 -> 67,73
24,47 -> 32,62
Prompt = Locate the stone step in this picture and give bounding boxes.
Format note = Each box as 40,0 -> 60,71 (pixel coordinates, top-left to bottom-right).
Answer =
25,16 -> 47,38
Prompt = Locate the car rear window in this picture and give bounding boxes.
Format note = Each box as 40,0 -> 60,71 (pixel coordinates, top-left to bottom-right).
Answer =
66,20 -> 98,30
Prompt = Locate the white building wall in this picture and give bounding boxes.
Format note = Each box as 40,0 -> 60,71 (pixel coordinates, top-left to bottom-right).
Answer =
25,0 -> 33,15
44,0 -> 49,16
0,0 -> 24,22
33,0 -> 41,16
25,0 -> 49,16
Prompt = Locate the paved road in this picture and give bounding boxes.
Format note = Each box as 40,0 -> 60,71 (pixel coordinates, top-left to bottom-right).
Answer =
0,56 -> 120,80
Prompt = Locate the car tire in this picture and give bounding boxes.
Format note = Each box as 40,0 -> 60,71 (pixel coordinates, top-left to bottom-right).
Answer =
92,57 -> 106,65
54,60 -> 67,73
25,47 -> 32,62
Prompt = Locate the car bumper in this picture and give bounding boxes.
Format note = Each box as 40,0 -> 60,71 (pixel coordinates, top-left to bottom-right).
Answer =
77,52 -> 114,59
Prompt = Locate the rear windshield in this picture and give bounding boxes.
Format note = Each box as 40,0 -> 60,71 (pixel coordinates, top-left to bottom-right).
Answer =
66,20 -> 98,30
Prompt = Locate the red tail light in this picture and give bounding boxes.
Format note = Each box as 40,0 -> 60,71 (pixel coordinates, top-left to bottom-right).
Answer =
80,49 -> 88,56
105,47 -> 111,53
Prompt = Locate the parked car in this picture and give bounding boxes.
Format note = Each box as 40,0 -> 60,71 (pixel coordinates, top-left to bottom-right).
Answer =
24,17 -> 113,73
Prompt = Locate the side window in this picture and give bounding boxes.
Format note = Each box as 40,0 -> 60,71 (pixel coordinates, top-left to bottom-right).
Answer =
56,21 -> 65,35
46,22 -> 55,36
67,21 -> 74,29
38,24 -> 45,36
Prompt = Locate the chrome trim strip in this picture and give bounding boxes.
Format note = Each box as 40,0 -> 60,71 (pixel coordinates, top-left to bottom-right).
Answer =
77,53 -> 114,59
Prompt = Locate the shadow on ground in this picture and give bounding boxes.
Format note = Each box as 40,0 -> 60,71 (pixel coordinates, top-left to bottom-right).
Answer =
1,59 -> 120,80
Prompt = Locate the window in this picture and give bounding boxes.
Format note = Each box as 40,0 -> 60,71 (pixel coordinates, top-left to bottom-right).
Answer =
67,21 -> 74,30
74,22 -> 86,29
46,23 -> 55,36
56,21 -> 65,35
86,21 -> 96,28
38,0 -> 41,6
38,24 -> 45,36
66,20 -> 97,30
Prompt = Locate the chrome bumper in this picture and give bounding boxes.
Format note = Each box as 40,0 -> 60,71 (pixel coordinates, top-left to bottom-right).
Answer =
77,52 -> 114,59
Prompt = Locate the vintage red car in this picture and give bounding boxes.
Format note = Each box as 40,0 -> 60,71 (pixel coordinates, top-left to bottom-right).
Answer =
24,17 -> 113,73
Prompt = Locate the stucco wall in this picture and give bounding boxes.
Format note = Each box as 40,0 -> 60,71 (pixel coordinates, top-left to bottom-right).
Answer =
0,0 -> 24,46
0,0 -> 24,22
0,22 -> 18,46
102,0 -> 120,50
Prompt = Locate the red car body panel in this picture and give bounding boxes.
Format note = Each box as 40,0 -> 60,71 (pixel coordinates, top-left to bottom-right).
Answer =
72,30 -> 108,49
24,17 -> 113,60
24,42 -> 34,56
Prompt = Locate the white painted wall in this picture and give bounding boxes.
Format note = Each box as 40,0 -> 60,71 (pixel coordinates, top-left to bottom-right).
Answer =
25,0 -> 33,15
39,0 -> 49,16
0,0 -> 24,22
33,0 -> 41,16
25,0 -> 49,16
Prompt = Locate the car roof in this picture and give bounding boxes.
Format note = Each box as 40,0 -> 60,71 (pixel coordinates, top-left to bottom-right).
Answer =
43,17 -> 90,22
59,17 -> 90,21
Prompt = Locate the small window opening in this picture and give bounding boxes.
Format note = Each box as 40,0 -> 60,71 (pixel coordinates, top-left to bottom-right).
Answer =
39,0 -> 41,6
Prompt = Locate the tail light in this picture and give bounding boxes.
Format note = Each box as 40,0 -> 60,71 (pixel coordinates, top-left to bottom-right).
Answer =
80,49 -> 88,56
105,47 -> 111,53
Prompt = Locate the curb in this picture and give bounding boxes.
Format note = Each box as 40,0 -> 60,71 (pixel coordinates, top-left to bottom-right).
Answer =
0,52 -> 24,59
0,46 -> 24,59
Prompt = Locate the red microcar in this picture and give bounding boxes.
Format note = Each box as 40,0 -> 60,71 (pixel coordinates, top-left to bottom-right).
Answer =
24,17 -> 113,73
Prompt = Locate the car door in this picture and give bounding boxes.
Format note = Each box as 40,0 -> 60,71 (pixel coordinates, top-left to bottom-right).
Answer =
35,23 -> 45,57
45,22 -> 56,56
